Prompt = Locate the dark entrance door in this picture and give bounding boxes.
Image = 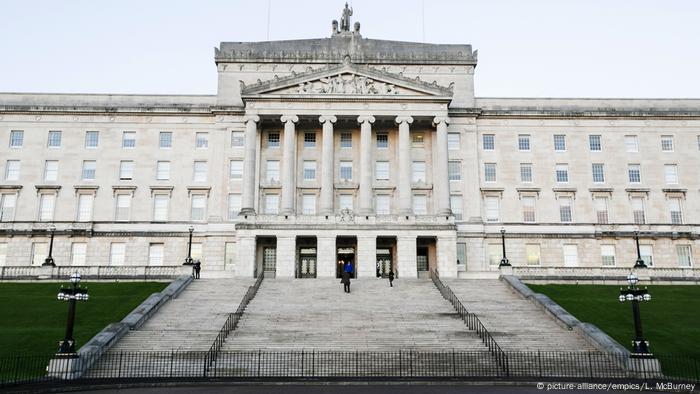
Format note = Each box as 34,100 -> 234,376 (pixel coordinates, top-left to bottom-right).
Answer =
416,247 -> 429,272
297,247 -> 317,278
336,247 -> 356,278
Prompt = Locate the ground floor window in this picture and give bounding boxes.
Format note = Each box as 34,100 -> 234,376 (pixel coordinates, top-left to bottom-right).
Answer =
71,242 -> 87,266
456,242 -> 467,267
31,242 -> 48,266
110,243 -> 126,265
563,244 -> 578,267
601,244 -> 616,266
525,244 -> 540,266
640,245 -> 653,267
677,245 -> 692,267
0,242 -> 7,266
149,243 -> 164,265
488,244 -> 501,266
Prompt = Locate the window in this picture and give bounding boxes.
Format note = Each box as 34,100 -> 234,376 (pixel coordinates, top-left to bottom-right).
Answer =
640,245 -> 653,267
148,243 -> 164,265
304,132 -> 316,148
339,161 -> 353,181
591,163 -> 605,183
559,197 -> 572,222
676,245 -> 692,267
485,196 -> 499,222
85,131 -> 99,148
413,194 -> 427,215
303,161 -> 316,181
70,243 -> 87,266
456,243 -> 467,266
563,245 -> 578,267
661,135 -> 674,152
482,134 -> 495,150
594,196 -> 609,224
190,194 -> 207,220
159,132 -> 172,148
225,242 -> 235,268
31,242 -> 48,266
339,194 -> 353,211
488,244 -> 502,266
448,133 -> 460,150
81,160 -> 96,181
520,163 -> 533,183
5,160 -> 20,181
450,195 -> 463,220
376,195 -> 390,215
631,197 -> 645,224
375,161 -> 389,180
555,164 -> 569,183
267,132 -> 280,148
153,194 -> 169,221
231,131 -> 245,147
265,194 -> 279,214
122,131 -> 136,148
518,134 -> 530,151
664,164 -> 678,184
601,245 -> 616,266
448,161 -> 461,181
119,161 -> 134,180
115,194 -> 131,221
44,160 -> 58,182
156,161 -> 170,180
628,164 -> 641,183
48,130 -> 62,148
522,196 -> 536,222
110,243 -> 126,265
195,132 -> 209,148
669,197 -> 683,224
229,160 -> 243,180
340,132 -> 352,148
193,161 -> 207,182
589,135 -> 601,151
191,243 -> 203,261
302,194 -> 316,215
0,194 -> 17,221
484,163 -> 496,182
0,243 -> 6,266
625,135 -> 638,152
553,134 -> 566,151
38,194 -> 56,221
411,161 -> 426,183
376,133 -> 388,149
526,244 -> 541,266
9,130 -> 23,148
266,160 -> 280,182
412,133 -> 425,147
77,194 -> 94,221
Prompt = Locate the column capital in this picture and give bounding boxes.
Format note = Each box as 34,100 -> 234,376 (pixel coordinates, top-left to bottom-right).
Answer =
395,116 -> 414,125
244,115 -> 260,123
357,115 -> 376,124
319,115 -> 337,124
432,116 -> 450,126
280,114 -> 299,124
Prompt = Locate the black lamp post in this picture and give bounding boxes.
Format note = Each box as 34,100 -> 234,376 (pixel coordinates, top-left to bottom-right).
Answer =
618,272 -> 652,357
56,272 -> 89,357
633,231 -> 647,269
499,228 -> 511,267
43,224 -> 57,267
184,225 -> 195,265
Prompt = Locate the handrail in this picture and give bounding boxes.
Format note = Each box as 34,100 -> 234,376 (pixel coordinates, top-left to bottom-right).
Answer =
204,272 -> 265,373
430,269 -> 509,375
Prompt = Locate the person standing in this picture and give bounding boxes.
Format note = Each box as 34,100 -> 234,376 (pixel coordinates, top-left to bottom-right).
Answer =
194,260 -> 201,279
344,260 -> 353,278
388,270 -> 394,287
341,270 -> 351,293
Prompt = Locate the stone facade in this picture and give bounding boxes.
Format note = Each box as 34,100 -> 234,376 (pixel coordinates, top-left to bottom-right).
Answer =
0,9 -> 699,278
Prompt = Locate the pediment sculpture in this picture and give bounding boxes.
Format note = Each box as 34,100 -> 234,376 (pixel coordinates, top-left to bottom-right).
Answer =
295,74 -> 398,95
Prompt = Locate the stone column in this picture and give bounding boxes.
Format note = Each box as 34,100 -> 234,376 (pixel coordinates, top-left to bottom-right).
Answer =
276,235 -> 296,278
356,235 -> 377,278
316,235 -> 336,278
395,116 -> 414,214
357,115 -> 376,215
319,115 -> 337,215
397,235 -> 417,278
241,115 -> 260,215
437,233 -> 458,278
235,235 -> 256,277
280,115 -> 299,215
433,116 -> 451,215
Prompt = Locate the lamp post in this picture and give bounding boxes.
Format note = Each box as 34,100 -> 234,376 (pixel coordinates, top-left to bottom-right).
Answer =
184,226 -> 195,265
499,228 -> 511,267
56,272 -> 89,357
618,272 -> 652,357
633,231 -> 647,269
43,224 -> 57,267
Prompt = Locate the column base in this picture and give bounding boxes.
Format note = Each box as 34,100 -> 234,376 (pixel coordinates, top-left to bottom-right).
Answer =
239,208 -> 256,216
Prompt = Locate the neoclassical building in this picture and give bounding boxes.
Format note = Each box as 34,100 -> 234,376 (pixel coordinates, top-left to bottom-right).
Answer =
1,9 -> 699,278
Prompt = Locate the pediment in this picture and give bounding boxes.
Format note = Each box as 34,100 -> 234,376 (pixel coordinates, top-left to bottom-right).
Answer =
241,63 -> 453,97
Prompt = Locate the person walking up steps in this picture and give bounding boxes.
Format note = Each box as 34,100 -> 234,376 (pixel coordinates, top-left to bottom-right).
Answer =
341,270 -> 351,293
388,270 -> 394,287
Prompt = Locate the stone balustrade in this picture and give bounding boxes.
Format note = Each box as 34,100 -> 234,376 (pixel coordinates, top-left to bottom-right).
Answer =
512,266 -> 700,282
0,265 -> 191,281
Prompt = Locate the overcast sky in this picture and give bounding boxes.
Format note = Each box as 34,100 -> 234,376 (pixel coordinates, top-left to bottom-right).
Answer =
1,0 -> 698,98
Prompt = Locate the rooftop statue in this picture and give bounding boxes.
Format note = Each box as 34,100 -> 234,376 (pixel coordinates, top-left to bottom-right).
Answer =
332,3 -> 357,35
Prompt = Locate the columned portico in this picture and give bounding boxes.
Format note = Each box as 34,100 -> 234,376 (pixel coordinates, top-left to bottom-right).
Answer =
280,115 -> 299,215
357,115 -> 375,214
395,116 -> 414,214
319,115 -> 337,215
433,116 -> 451,215
241,115 -> 260,215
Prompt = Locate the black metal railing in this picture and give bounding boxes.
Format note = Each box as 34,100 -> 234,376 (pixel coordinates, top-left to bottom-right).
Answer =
205,272 -> 265,372
3,350 -> 697,387
430,270 -> 508,373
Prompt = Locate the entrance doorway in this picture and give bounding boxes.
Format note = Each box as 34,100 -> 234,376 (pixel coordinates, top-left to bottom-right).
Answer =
376,236 -> 397,278
296,236 -> 317,278
256,236 -> 277,278
336,236 -> 357,278
417,237 -> 437,278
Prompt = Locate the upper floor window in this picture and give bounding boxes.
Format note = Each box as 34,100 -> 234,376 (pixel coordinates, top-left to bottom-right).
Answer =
450,195 -> 463,220
520,163 -> 533,183
412,133 -> 425,147
594,196 -> 609,224
518,134 -> 530,151
122,131 -> 136,148
553,134 -> 566,151
591,163 -> 605,183
664,164 -> 678,184
302,194 -> 316,215
669,197 -> 683,224
81,160 -> 96,181
48,131 -> 62,148
484,163 -> 497,183
159,132 -> 172,148
631,197 -> 645,224
119,160 -> 134,180
559,197 -> 573,222
589,135 -> 601,152
661,135 -> 674,152
484,196 -> 499,222
266,160 -> 280,182
153,194 -> 169,221
412,194 -> 427,215
265,194 -> 279,215
156,161 -> 170,180
375,161 -> 389,180
44,160 -> 58,182
227,193 -> 241,220
77,194 -> 94,222
0,193 -> 17,221
555,164 -> 569,183
625,135 -> 638,152
195,132 -> 209,148
522,196 -> 536,223
193,161 -> 207,182
448,161 -> 461,181
229,160 -> 243,180
376,133 -> 388,149
339,161 -> 353,181
339,194 -> 353,211
303,161 -> 316,180
85,131 -> 99,148
115,194 -> 131,221
5,160 -> 20,181
9,130 -> 23,148
38,194 -> 56,222
340,132 -> 352,148
190,194 -> 207,221
482,134 -> 495,150
304,132 -> 316,148
376,195 -> 390,215
231,131 -> 245,147
448,133 -> 460,150
267,132 -> 280,148
411,161 -> 426,183
628,164 -> 641,183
